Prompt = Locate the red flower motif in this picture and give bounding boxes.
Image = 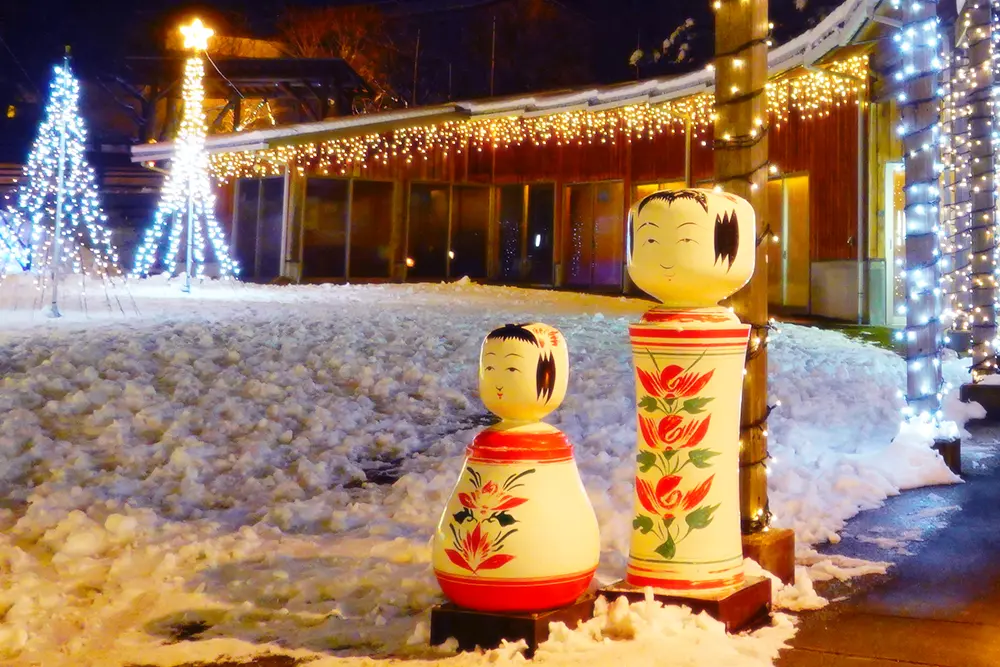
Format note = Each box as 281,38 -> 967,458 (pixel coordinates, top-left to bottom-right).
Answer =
457,480 -> 528,521
638,414 -> 711,450
637,365 -> 714,400
636,474 -> 715,518
444,523 -> 515,573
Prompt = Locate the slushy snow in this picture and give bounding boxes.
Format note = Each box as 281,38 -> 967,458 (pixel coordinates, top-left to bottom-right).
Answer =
0,276 -> 974,666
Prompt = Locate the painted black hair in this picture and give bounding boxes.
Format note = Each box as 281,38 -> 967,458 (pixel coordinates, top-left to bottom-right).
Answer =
635,189 -> 709,216
536,351 -> 557,403
714,210 -> 739,271
486,323 -> 539,346
485,323 -> 558,403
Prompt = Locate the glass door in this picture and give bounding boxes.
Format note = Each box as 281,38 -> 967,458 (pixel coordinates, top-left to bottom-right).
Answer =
884,162 -> 906,327
563,181 -> 625,290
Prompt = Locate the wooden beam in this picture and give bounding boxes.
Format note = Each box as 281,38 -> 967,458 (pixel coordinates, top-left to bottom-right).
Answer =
714,0 -> 772,532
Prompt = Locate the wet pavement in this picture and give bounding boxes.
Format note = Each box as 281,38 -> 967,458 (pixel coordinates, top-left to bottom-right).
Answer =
777,425 -> 1000,667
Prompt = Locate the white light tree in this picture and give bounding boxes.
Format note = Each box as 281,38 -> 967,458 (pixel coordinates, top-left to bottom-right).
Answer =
131,18 -> 239,289
11,52 -> 119,316
0,209 -> 29,273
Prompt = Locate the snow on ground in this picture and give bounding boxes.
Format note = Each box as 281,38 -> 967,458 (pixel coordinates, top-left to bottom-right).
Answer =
0,276 -> 975,666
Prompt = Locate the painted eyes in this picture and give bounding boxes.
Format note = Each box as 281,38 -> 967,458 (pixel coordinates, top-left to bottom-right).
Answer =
506,367 -> 520,373
645,237 -> 698,245
485,365 -> 495,371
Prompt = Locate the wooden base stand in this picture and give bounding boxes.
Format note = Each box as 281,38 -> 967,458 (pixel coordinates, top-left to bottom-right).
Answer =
742,527 -> 795,584
429,594 -> 596,657
598,575 -> 771,633
933,436 -> 962,476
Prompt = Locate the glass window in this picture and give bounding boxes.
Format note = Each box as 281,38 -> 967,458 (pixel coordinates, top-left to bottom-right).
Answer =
498,185 -> 524,280
303,178 -> 348,279
234,178 -> 260,276
407,183 -> 449,278
526,184 -> 554,284
258,178 -> 284,281
451,185 -> 490,279
349,180 -> 394,278
592,182 -> 624,288
233,177 -> 284,281
564,184 -> 595,287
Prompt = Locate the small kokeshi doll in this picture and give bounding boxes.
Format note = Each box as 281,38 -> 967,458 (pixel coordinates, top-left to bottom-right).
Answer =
432,323 -> 600,612
624,189 -> 756,592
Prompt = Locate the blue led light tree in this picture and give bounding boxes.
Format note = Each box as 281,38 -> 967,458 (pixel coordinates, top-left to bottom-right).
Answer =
11,51 -> 119,316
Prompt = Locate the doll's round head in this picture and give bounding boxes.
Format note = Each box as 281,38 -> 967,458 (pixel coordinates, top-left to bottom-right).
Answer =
479,323 -> 569,422
627,188 -> 755,307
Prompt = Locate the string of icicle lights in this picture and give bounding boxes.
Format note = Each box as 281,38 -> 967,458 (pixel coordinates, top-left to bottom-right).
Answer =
209,54 -> 869,183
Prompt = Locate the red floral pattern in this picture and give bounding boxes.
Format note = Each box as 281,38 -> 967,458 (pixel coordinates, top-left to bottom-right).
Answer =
633,350 -> 721,561
445,523 -> 516,573
635,474 -> 715,518
458,480 -> 528,521
638,414 -> 711,450
445,466 -> 534,575
637,365 -> 714,400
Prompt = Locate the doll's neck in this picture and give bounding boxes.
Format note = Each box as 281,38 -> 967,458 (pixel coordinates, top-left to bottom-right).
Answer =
491,420 -> 560,434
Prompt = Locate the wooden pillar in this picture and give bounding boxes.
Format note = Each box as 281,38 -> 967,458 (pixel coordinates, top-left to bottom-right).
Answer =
344,179 -> 355,281
684,115 -> 693,187
715,0 -> 795,584
714,0 -> 772,534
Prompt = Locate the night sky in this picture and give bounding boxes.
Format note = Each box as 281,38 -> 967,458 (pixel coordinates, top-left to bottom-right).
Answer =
0,0 -> 841,159
1,0 -> 840,91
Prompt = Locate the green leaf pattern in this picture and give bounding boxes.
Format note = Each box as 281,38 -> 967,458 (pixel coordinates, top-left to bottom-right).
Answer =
633,348 -> 724,562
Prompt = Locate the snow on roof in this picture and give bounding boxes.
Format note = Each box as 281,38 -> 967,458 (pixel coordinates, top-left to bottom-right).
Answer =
132,0 -> 879,164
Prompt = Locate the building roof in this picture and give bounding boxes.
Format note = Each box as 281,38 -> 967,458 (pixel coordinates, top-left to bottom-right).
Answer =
117,56 -> 372,101
132,0 -> 879,164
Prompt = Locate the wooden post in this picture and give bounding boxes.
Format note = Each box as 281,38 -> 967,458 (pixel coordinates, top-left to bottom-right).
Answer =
714,0 -> 771,533
714,0 -> 794,582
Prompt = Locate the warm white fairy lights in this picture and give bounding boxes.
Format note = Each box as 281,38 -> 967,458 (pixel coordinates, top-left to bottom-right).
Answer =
7,56 -> 119,314
953,2 -> 998,381
131,19 -> 239,285
940,31 -> 971,345
891,0 -> 951,424
207,55 -> 868,183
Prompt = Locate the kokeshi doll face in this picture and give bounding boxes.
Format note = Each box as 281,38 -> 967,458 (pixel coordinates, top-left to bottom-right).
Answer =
627,189 -> 756,307
479,323 -> 569,422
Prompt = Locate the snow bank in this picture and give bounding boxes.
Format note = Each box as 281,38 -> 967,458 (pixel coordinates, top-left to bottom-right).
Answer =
0,277 -> 975,666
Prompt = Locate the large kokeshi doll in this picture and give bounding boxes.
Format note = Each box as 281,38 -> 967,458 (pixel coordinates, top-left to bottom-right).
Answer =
624,189 -> 755,592
432,323 -> 600,612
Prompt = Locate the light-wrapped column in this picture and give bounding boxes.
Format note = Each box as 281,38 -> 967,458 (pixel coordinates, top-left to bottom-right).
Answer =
895,0 -> 947,420
964,2 -> 997,380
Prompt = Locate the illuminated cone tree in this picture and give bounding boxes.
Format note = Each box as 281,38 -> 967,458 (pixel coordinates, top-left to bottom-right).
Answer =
131,19 -> 239,288
13,52 -> 119,316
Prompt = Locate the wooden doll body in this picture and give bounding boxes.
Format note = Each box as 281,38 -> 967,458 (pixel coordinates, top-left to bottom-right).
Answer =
624,189 -> 756,592
431,323 -> 599,612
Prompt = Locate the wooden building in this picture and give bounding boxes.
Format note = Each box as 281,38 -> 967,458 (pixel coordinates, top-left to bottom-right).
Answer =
133,0 -> 909,324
